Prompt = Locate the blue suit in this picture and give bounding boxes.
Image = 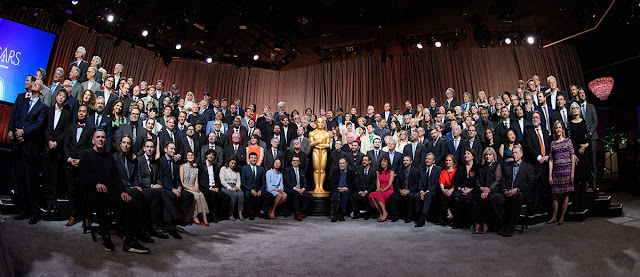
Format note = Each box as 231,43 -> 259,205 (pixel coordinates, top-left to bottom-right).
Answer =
87,113 -> 113,152
241,164 -> 268,214
447,138 -> 463,162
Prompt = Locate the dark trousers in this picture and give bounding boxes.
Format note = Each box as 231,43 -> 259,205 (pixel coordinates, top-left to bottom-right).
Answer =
389,191 -> 417,218
259,193 -> 275,212
475,194 -> 491,223
331,190 -> 351,215
135,188 -> 162,230
439,193 -> 454,221
531,162 -> 547,213
490,192 -> 523,231
158,189 -> 187,225
15,154 -> 41,216
350,192 -> 371,216
243,190 -> 268,215
66,166 -> 83,219
86,186 -> 140,237
452,190 -> 476,227
419,191 -> 437,217
201,189 -> 230,220
285,188 -> 312,214
43,150 -> 64,209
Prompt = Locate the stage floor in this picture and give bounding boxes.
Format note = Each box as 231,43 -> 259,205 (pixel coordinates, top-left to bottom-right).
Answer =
3,192 -> 640,277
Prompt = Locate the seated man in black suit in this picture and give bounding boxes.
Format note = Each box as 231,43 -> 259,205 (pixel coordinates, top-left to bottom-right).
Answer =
157,141 -> 194,239
78,130 -> 149,253
415,153 -> 443,227
490,145 -> 533,237
135,139 -> 169,239
330,158 -> 356,222
351,155 -> 376,219
283,155 -> 313,221
389,156 -> 420,223
198,149 -> 230,223
241,152 -> 268,220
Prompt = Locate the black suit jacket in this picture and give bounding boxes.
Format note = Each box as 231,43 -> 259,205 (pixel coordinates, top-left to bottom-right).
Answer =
495,120 -> 515,143
523,125 -> 551,165
500,161 -> 534,203
200,144 -> 223,167
426,137 -> 447,166
283,166 -> 307,190
379,150 -> 403,173
95,90 -> 117,116
64,123 -> 95,161
114,153 -> 137,187
285,150 -> 308,171
241,164 -> 267,192
458,139 -> 483,165
366,149 -> 384,171
327,149 -> 347,175
330,168 -> 356,193
403,142 -> 427,170
68,60 -> 89,83
546,91 -> 568,111
116,122 -> 146,155
157,156 -> 182,190
395,167 -> 420,193
443,98 -> 461,110
419,165 -> 443,192
345,151 -> 365,172
87,113 -> 113,153
136,155 -> 158,188
15,98 -> 48,158
222,144 -> 247,166
45,106 -> 72,154
158,129 -> 182,156
355,166 -> 377,192
181,136 -> 201,161
197,162 -> 222,191
263,147 -> 285,171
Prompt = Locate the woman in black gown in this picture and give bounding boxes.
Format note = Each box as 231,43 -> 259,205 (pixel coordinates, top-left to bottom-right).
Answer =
452,148 -> 481,229
474,147 -> 502,234
568,102 -> 591,211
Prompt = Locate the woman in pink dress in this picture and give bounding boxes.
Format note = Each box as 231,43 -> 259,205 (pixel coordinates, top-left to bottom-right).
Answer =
369,157 -> 395,222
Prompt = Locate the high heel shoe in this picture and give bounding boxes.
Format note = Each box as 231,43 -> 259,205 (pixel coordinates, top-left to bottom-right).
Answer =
545,219 -> 557,224
204,223 -> 210,227
472,224 -> 480,234
480,223 -> 489,234
557,220 -> 564,225
192,218 -> 203,225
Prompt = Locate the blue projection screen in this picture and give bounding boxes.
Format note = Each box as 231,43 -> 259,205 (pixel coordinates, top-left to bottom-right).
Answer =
0,18 -> 56,103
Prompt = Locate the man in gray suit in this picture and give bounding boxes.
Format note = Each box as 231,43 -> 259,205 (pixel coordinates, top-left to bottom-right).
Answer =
82,67 -> 101,93
68,66 -> 84,98
36,68 -> 52,107
90,56 -> 103,85
579,89 -> 598,187
47,68 -> 65,107
264,137 -> 285,170
290,126 -> 310,154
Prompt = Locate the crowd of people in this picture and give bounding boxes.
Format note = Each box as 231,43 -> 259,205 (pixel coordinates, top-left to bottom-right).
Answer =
6,45 -> 599,254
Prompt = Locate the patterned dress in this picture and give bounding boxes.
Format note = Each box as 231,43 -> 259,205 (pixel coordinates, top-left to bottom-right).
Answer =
550,138 -> 575,194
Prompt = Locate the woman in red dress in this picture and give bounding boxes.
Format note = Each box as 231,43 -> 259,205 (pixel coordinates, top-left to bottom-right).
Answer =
438,154 -> 457,225
368,157 -> 395,222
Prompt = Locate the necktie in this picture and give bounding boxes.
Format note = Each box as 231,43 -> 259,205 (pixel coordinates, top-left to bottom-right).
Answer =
454,139 -> 459,151
389,152 -> 394,165
375,150 -> 379,161
295,168 -> 300,189
77,123 -> 85,128
581,103 -> 586,117
132,125 -> 137,145
51,83 -> 57,94
273,149 -> 277,158
124,158 -> 130,179
537,128 -> 545,156
95,115 -> 100,126
234,145 -> 238,153
169,132 -> 174,142
27,99 -> 36,113
189,138 -> 193,151
365,168 -> 368,176
252,166 -> 256,178
543,107 -> 549,129
169,160 -> 174,177
427,167 -> 431,179
412,143 -> 416,159
146,156 -> 152,173
562,110 -> 567,125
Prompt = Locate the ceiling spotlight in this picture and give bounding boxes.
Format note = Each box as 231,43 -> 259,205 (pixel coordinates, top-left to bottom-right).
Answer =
434,41 -> 442,48
504,38 -> 512,45
141,30 -> 148,37
206,57 -> 212,63
239,25 -> 247,30
253,54 -> 259,60
527,36 -> 535,44
175,44 -> 182,50
71,0 -> 78,5
416,43 -> 423,49
106,14 -> 114,22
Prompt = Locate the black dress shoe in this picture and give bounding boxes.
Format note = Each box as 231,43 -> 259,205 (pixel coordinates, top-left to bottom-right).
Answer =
124,239 -> 150,254
149,229 -> 169,239
338,214 -> 345,221
28,216 -> 40,225
331,215 -> 338,222
138,234 -> 155,243
103,236 -> 116,252
363,214 -> 370,220
14,214 -> 29,220
415,219 -> 425,227
169,230 -> 182,239
404,217 -> 413,223
503,229 -> 515,237
391,216 -> 399,222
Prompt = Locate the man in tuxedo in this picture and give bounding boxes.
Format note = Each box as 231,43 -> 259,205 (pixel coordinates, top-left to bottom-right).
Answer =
95,75 -> 117,116
345,141 -> 365,172
458,125 -> 483,164
264,138 -> 285,170
12,81 -> 48,224
380,139 -> 403,172
181,125 -> 200,161
68,66 -> 84,99
290,126 -> 311,154
351,156 -> 376,219
545,76 -> 568,111
116,107 -> 146,156
330,158 -> 356,222
536,91 -> 553,134
578,89 -> 598,185
201,133 -> 223,166
495,107 -> 514,142
157,142 -> 194,238
490,145 -> 533,237
404,132 -> 427,170
523,111 -> 551,214
134,139 -> 169,239
43,89 -> 71,212
446,125 -> 463,164
550,94 -> 570,131
415,153 -> 443,227
426,126 -> 447,166
283,156 -> 313,220
225,117 -> 248,146
78,130 -> 149,253
68,46 -> 89,83
158,116 -> 182,159
223,132 -> 247,166
389,156 -> 420,222
82,67 -> 101,93
366,138 -> 383,171
88,97 -> 113,152
443,88 -> 461,110
63,105 -> 95,227
241,152 -> 267,220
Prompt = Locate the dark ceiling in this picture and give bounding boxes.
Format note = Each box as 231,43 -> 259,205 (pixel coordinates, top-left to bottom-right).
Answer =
7,0 -> 639,69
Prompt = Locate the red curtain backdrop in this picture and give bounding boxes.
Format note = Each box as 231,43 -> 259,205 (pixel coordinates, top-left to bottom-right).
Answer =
46,21 -> 584,114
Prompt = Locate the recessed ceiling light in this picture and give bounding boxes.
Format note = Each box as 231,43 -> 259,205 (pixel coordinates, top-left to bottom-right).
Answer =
175,44 -> 182,50
434,41 -> 442,48
239,25 -> 247,30
141,30 -> 148,37
106,14 -> 114,22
